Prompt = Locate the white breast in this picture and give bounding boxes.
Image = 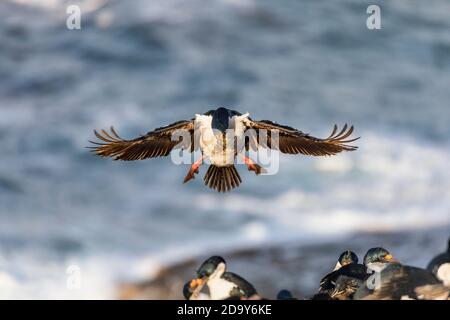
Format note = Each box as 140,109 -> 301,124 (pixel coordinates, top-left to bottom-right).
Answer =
366,262 -> 387,273
194,114 -> 216,155
194,114 -> 226,165
207,277 -> 238,300
436,263 -> 450,287
194,113 -> 251,166
190,292 -> 211,300
230,112 -> 256,152
229,113 -> 249,138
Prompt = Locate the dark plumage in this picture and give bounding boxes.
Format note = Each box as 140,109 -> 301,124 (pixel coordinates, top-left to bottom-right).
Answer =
221,272 -> 258,299
89,108 -> 359,192
354,263 -> 449,300
89,121 -> 195,160
335,250 -> 359,270
203,165 -> 242,193
311,292 -> 333,300
318,263 -> 369,300
364,247 -> 393,266
353,247 -> 448,300
363,247 -> 395,273
314,250 -> 367,300
277,289 -> 298,300
427,237 -> 450,287
188,256 -> 258,300
244,120 -> 358,155
196,256 -> 226,278
183,281 -> 194,300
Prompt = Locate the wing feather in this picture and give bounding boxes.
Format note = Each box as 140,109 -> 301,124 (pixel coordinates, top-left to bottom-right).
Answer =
89,120 -> 195,161
245,120 -> 359,156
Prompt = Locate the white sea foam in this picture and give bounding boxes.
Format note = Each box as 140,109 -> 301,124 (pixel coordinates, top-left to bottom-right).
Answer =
1,0 -> 450,299
1,128 -> 449,299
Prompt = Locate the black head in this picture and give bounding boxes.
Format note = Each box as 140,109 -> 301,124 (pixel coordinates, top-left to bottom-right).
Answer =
197,256 -> 226,278
183,281 -> 193,300
277,289 -> 296,300
222,272 -> 257,298
211,107 -> 231,133
338,250 -> 359,267
363,247 -> 393,265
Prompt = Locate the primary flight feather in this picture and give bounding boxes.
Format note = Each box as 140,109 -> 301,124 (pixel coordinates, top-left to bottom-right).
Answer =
89,107 -> 359,192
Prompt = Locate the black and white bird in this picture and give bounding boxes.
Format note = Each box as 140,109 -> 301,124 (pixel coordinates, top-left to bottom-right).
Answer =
333,250 -> 359,271
354,264 -> 449,300
427,237 -> 450,287
90,107 -> 358,192
354,247 -> 449,300
185,256 -> 259,300
363,247 -> 395,273
314,250 -> 369,300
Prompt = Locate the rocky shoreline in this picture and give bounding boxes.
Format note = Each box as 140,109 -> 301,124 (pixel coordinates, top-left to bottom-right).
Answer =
116,226 -> 449,299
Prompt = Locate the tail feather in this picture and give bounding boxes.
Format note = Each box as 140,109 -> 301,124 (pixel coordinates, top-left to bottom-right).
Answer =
204,165 -> 241,192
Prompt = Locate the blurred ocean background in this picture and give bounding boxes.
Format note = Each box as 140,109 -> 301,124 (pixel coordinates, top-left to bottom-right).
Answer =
0,0 -> 449,299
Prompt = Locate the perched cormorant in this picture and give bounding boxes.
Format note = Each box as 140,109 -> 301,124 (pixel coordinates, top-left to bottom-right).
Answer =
354,247 -> 448,300
315,250 -> 368,300
186,256 -> 259,300
90,108 -> 358,192
354,263 -> 449,300
333,250 -> 359,271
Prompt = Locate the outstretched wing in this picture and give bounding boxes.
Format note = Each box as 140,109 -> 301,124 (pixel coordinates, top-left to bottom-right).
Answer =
244,120 -> 359,156
89,120 -> 195,161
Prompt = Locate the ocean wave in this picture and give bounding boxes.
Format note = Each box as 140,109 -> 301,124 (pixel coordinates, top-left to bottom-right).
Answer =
1,0 -> 450,299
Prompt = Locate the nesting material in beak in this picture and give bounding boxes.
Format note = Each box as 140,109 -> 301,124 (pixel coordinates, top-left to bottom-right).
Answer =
188,277 -> 207,300
190,278 -> 204,289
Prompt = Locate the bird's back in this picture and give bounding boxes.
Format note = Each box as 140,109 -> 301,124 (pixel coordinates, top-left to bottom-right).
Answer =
354,263 -> 447,300
319,263 -> 368,292
222,272 -> 257,298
